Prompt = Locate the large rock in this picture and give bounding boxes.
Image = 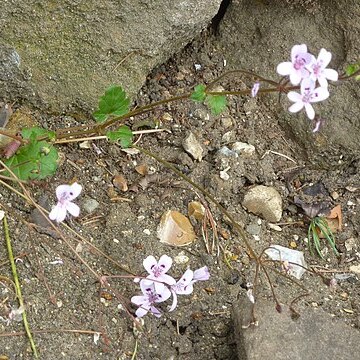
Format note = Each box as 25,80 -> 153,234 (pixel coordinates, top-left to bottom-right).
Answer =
233,294 -> 360,360
216,0 -> 360,168
0,0 -> 222,113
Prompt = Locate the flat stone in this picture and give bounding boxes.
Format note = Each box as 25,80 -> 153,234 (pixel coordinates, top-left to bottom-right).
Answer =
232,142 -> 256,156
182,132 -> 204,161
243,185 -> 282,222
233,294 -> 360,360
82,197 -> 100,214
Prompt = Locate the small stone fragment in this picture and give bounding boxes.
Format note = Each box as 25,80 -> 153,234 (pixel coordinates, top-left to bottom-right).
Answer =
268,223 -> 282,232
243,185 -> 282,222
157,210 -> 196,246
188,201 -> 206,221
135,164 -> 148,176
182,132 -> 203,161
231,142 -> 256,156
82,198 -> 100,214
349,264 -> 360,275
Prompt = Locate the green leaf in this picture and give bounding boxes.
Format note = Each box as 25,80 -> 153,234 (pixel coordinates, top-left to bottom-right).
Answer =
106,125 -> 133,148
190,84 -> 207,102
93,85 -> 130,123
345,63 -> 359,76
205,94 -> 227,115
4,139 -> 58,180
21,127 -> 54,140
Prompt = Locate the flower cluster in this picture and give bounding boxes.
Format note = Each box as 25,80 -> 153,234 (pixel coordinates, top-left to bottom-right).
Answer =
277,44 -> 338,122
131,255 -> 210,318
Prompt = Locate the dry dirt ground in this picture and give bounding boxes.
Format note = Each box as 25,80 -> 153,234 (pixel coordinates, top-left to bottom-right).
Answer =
0,29 -> 359,359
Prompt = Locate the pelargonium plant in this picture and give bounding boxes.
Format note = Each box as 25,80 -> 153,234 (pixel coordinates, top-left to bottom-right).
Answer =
131,255 -> 210,318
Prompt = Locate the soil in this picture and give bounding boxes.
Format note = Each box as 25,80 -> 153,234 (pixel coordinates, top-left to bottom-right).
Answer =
1,26 -> 360,360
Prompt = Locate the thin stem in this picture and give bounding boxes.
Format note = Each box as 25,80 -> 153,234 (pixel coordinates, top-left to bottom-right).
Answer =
3,215 -> 39,358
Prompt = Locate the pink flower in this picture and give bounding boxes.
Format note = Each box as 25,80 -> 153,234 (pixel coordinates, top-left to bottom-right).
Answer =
277,44 -> 314,85
307,48 -> 338,87
131,281 -> 171,318
49,183 -> 82,223
169,266 -> 210,312
251,82 -> 260,97
287,78 -> 329,120
142,255 -> 176,294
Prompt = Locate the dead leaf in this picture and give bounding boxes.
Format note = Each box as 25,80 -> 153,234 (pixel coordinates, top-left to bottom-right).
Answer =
157,210 -> 196,246
327,204 -> 342,231
135,164 -> 148,176
188,201 -> 205,221
113,174 -> 128,192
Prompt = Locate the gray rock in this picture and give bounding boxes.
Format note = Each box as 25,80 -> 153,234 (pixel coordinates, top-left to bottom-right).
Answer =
243,185 -> 282,222
217,0 -> 360,168
0,0 -> 222,113
233,294 -> 360,360
232,142 -> 256,157
82,197 -> 100,214
182,132 -> 204,161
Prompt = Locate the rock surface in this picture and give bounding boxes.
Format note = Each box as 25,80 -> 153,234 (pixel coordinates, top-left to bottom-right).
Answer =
233,294 -> 360,360
0,0 -> 222,113
183,132 -> 204,161
216,0 -> 360,167
243,185 -> 282,222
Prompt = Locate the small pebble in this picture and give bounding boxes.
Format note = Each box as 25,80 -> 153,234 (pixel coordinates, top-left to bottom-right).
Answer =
143,229 -> 151,235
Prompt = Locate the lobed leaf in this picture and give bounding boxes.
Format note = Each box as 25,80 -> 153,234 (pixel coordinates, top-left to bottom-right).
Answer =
93,85 -> 131,123
106,125 -> 133,148
205,94 -> 227,115
190,84 -> 207,102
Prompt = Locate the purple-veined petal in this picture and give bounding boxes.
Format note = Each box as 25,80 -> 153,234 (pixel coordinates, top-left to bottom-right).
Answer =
323,68 -> 338,81
193,266 -> 210,281
310,87 -> 329,103
287,91 -> 302,103
66,202 -> 80,217
157,255 -> 173,273
143,255 -> 157,273
317,48 -> 332,68
291,44 -> 308,62
276,62 -> 293,76
154,286 -> 171,303
300,78 -> 315,93
55,185 -> 72,201
49,204 -> 67,223
304,103 -> 315,119
153,281 -> 166,295
150,305 -> 162,317
288,102 -> 304,113
178,282 -> 194,295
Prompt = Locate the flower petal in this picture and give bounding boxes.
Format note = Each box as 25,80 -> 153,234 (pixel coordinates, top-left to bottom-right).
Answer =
143,255 -> 157,273
49,204 -> 67,223
68,183 -> 82,200
323,68 -> 338,82
288,102 -> 304,113
55,185 -> 72,201
304,103 -> 315,119
135,305 -> 150,318
276,62 -> 293,76
66,202 -> 80,217
150,305 -> 162,317
155,286 -> 171,303
317,48 -> 332,68
157,255 -> 173,273
317,76 -> 329,88
289,71 -> 302,85
158,273 -> 176,286
193,266 -> 210,281
131,295 -> 148,306
291,44 -> 307,61
168,290 -> 178,312
287,91 -> 302,103
311,87 -> 329,103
